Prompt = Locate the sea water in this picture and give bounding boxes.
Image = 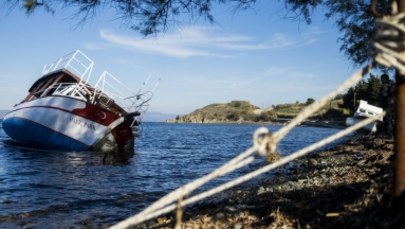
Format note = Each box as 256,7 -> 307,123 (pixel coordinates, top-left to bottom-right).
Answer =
0,121 -> 341,228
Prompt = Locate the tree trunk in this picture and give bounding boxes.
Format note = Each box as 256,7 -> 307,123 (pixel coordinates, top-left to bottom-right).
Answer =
394,0 -> 405,200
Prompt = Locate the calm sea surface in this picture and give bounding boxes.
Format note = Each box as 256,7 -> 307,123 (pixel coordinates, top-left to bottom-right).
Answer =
0,121 -> 342,228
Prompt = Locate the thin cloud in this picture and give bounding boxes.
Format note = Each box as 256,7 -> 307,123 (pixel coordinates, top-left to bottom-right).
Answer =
100,30 -> 207,58
298,26 -> 324,47
98,26 -> 321,58
266,33 -> 297,48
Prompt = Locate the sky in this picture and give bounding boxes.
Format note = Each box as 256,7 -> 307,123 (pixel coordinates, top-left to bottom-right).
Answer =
0,1 -> 365,115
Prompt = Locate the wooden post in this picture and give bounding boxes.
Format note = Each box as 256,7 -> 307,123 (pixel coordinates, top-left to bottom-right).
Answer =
394,0 -> 405,198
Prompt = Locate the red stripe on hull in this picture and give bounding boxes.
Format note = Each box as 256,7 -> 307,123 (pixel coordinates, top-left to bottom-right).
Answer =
71,103 -> 119,126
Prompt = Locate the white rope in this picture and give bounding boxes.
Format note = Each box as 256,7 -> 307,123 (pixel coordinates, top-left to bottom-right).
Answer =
109,64 -> 371,229
109,147 -> 257,229
180,113 -> 383,207
110,113 -> 382,229
111,155 -> 256,227
253,127 -> 276,156
107,11 -> 405,229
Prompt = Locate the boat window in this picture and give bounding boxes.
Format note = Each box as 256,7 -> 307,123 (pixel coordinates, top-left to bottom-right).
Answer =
54,85 -> 66,94
56,85 -> 74,95
73,90 -> 86,101
52,84 -> 87,101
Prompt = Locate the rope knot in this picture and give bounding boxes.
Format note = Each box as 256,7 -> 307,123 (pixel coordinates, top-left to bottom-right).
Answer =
253,127 -> 277,156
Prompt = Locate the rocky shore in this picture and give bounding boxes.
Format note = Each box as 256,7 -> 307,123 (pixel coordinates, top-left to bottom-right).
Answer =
136,135 -> 404,228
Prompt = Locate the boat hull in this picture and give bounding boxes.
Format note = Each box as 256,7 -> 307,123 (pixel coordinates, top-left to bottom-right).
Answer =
3,116 -> 90,150
3,96 -> 134,154
346,117 -> 377,133
345,100 -> 383,134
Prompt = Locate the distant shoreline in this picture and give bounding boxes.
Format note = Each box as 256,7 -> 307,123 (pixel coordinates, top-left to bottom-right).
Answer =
165,119 -> 346,129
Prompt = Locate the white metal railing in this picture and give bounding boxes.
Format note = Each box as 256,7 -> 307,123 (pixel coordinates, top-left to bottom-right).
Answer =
41,50 -> 94,83
92,71 -> 154,113
38,50 -> 157,120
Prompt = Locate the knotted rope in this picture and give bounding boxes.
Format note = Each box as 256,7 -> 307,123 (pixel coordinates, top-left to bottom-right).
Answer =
110,112 -> 382,229
109,65 -> 372,229
109,8 -> 405,229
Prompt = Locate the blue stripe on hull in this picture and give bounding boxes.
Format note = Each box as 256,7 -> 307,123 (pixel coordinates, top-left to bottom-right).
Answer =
2,117 -> 90,151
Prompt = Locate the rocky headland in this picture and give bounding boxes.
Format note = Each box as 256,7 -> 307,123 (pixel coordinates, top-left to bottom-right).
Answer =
166,100 -> 347,124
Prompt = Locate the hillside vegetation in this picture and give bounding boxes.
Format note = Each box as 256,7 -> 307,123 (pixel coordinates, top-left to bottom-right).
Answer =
168,99 -> 349,124
171,101 -> 259,123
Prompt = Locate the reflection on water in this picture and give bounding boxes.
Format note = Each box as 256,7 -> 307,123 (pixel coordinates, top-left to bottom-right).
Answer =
0,121 -> 341,228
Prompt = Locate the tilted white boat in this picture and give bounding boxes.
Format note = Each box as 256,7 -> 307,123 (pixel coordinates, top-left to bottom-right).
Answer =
345,100 -> 384,133
2,50 -> 152,162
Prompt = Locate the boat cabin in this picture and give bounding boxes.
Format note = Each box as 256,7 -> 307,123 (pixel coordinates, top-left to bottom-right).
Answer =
22,69 -> 127,116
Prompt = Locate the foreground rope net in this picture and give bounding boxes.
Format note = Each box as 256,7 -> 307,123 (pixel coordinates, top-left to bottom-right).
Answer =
109,66 -> 376,229
110,10 -> 404,229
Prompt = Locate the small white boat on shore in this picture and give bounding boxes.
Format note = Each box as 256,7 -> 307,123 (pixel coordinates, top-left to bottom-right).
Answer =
2,50 -> 153,162
345,100 -> 383,133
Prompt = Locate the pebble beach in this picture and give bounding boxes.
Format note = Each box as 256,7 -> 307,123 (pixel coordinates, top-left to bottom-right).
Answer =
137,135 -> 401,228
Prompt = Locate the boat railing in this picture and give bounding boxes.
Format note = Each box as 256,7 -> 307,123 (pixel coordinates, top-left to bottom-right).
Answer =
92,71 -> 146,113
37,50 -> 156,115
41,50 -> 94,83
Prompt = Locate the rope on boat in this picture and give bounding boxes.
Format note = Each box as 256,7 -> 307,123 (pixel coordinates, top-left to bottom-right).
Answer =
110,11 -> 405,229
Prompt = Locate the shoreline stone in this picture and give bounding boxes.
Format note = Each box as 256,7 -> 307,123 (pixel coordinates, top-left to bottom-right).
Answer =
135,135 -> 401,228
